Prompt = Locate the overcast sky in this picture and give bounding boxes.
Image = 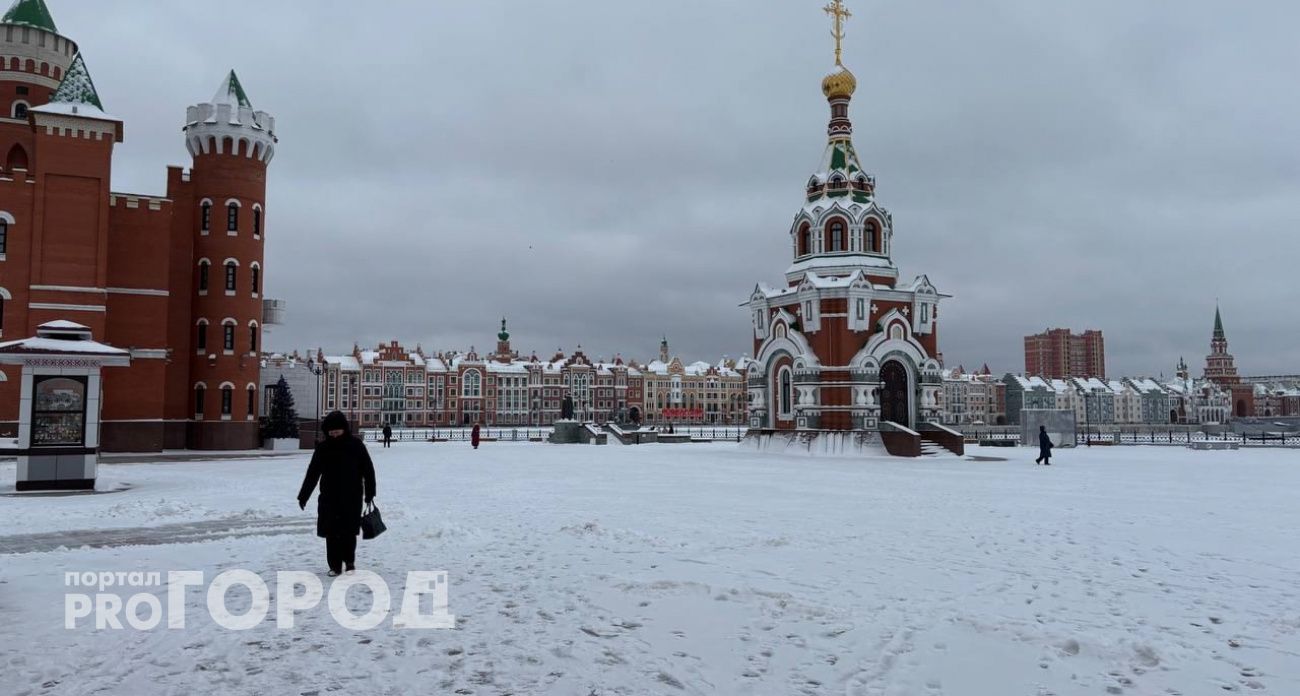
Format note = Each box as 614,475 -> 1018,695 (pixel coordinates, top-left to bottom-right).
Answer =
65,0 -> 1300,376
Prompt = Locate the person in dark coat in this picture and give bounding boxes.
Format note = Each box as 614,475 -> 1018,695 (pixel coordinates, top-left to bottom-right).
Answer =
298,411 -> 377,576
471,423 -> 481,450
382,424 -> 392,448
1035,425 -> 1054,465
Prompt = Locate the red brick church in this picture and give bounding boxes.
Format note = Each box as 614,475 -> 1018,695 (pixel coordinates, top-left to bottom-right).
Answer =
744,1 -> 957,455
0,0 -> 277,450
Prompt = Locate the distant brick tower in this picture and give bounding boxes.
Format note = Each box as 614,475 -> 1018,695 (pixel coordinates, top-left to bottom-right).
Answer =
1203,305 -> 1240,387
184,71 -> 277,449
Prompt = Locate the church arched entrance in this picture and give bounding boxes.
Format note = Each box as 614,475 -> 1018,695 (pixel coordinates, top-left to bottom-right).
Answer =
879,360 -> 911,428
768,354 -> 795,430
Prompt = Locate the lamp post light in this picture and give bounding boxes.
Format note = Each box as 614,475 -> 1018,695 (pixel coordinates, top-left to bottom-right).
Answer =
305,357 -> 324,442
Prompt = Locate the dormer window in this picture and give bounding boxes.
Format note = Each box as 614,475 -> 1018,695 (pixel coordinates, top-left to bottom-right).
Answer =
806,176 -> 820,193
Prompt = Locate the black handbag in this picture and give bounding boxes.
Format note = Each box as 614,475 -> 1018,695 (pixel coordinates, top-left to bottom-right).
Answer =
360,501 -> 387,540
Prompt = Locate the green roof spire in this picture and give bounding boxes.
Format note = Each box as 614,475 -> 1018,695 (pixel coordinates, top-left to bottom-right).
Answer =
1213,304 -> 1225,339
2,0 -> 58,33
49,52 -> 104,110
213,70 -> 253,109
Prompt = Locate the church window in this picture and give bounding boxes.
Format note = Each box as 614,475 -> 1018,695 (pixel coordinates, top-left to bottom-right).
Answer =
12,101 -> 27,119
227,202 -> 239,232
779,367 -> 793,417
921,304 -> 929,322
856,298 -> 866,320
221,386 -> 233,416
223,323 -> 235,351
252,207 -> 262,237
201,202 -> 211,232
198,260 -> 210,291
831,221 -> 844,251
224,262 -> 237,291
797,223 -> 811,256
865,220 -> 879,253
0,218 -> 7,255
250,264 -> 260,294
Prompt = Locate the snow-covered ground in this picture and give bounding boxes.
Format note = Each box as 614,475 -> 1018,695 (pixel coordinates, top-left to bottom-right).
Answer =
2,443 -> 1298,695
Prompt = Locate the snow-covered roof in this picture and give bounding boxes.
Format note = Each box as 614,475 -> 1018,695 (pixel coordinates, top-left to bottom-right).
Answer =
2,0 -> 57,33
324,356 -> 360,371
785,253 -> 895,277
212,70 -> 253,109
0,336 -> 130,363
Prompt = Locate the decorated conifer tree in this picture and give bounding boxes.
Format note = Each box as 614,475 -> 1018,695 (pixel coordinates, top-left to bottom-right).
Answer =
264,376 -> 300,439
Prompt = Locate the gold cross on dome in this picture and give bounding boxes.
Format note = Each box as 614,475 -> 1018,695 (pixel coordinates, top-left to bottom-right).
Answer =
823,0 -> 852,66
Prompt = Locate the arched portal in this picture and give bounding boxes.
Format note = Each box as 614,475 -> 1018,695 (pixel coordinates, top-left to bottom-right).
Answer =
879,360 -> 911,427
1236,400 -> 1247,418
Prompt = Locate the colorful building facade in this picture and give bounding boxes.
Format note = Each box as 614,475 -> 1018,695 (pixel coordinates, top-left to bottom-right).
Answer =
312,326 -> 748,428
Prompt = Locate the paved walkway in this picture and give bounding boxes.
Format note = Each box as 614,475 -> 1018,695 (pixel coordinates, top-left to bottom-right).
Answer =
0,516 -> 316,555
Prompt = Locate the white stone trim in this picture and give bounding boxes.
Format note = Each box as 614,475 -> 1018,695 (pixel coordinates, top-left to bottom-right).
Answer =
28,302 -> 106,312
107,287 -> 169,297
128,348 -> 169,359
29,284 -> 105,293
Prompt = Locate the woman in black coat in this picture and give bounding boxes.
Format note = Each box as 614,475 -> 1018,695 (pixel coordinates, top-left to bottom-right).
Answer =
298,411 -> 377,576
1035,425 -> 1054,466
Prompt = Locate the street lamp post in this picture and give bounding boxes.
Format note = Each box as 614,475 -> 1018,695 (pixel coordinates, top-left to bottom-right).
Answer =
305,358 -> 324,442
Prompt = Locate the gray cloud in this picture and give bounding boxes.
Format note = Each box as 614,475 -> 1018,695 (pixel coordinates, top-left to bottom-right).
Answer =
73,0 -> 1300,376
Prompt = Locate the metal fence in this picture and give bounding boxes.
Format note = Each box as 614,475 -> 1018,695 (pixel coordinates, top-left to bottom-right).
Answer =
960,427 -> 1300,448
360,425 -> 750,444
360,428 -> 552,443
1090,430 -> 1300,447
645,426 -> 748,441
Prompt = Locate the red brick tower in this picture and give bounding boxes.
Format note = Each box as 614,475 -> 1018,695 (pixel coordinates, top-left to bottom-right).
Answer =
183,71 -> 276,448
0,0 -> 77,141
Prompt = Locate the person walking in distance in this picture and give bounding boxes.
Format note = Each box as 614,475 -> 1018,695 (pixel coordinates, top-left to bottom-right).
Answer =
298,411 -> 377,576
382,423 -> 392,448
1035,425 -> 1054,466
471,422 -> 481,450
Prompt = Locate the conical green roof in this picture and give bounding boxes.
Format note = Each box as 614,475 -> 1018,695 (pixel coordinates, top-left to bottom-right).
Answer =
2,0 -> 57,33
48,52 -> 104,110
213,70 -> 253,109
1213,305 -> 1225,339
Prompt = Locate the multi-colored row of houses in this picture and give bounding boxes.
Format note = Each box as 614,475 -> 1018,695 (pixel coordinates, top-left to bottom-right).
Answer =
260,324 -> 752,428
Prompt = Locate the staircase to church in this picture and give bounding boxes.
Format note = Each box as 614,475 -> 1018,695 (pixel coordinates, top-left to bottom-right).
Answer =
919,440 -> 944,457
880,421 -> 966,458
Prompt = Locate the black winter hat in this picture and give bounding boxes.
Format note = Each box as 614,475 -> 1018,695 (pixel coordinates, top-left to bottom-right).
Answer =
321,411 -> 350,434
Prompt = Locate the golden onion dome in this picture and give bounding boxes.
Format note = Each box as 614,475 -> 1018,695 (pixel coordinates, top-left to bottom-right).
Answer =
821,66 -> 857,100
